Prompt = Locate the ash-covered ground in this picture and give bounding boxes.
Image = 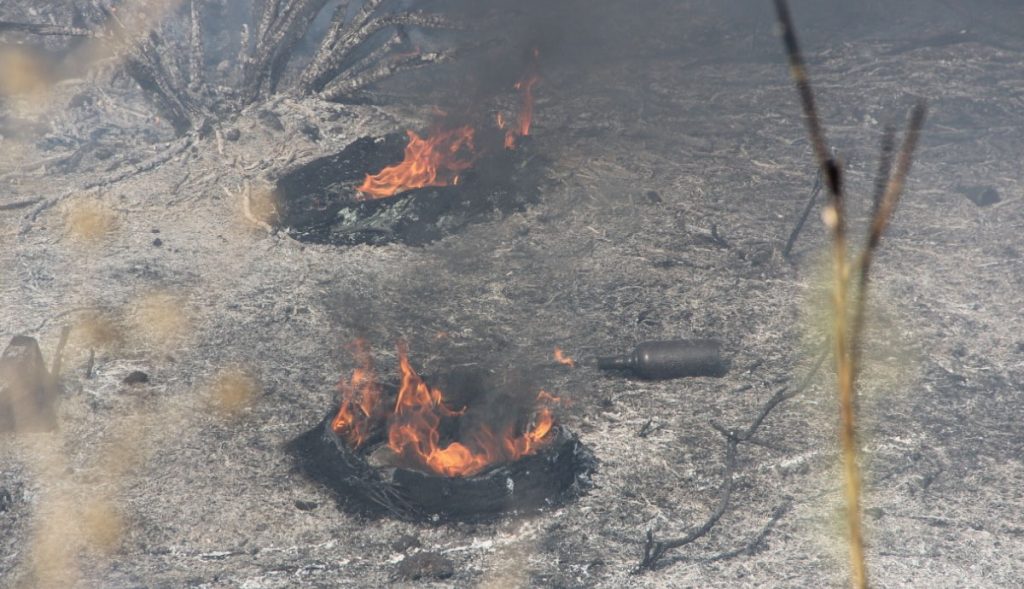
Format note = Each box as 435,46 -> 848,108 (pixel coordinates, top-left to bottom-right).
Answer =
1,1 -> 1023,587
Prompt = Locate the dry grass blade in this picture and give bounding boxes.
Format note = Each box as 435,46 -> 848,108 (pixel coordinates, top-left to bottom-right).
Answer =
774,3 -> 928,588
869,126 -> 897,217
851,103 -> 927,373
862,104 -> 927,260
774,0 -> 866,579
772,0 -> 836,192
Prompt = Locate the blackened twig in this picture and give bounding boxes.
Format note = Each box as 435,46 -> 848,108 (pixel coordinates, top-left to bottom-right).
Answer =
705,499 -> 792,562
637,418 -> 662,438
85,349 -> 96,379
782,168 -> 822,259
0,197 -> 43,211
188,0 -> 205,91
637,344 -> 828,571
50,325 -> 72,390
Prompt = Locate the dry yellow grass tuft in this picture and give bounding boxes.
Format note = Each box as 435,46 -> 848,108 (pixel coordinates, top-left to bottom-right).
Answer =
0,47 -> 50,97
241,182 -> 281,230
130,292 -> 191,347
208,367 -> 259,416
80,498 -> 124,555
27,501 -> 80,589
72,311 -> 125,353
64,198 -> 117,243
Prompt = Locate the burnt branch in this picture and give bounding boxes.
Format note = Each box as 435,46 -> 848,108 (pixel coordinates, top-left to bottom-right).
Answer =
242,0 -> 330,102
95,4 -> 208,136
782,168 -> 822,259
188,0 -> 205,91
122,31 -> 203,136
35,0 -> 467,134
345,29 -> 408,77
705,500 -> 792,563
299,5 -> 459,95
0,21 -> 97,37
637,345 -> 829,572
320,48 -> 456,102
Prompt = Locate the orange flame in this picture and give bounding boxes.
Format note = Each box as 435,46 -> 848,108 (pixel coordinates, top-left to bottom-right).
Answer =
514,73 -> 540,137
553,347 -> 575,368
504,49 -> 541,149
330,339 -> 382,447
330,343 -> 559,478
357,126 -> 476,200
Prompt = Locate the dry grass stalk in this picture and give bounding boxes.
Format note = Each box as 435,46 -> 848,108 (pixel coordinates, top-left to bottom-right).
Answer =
773,2 -> 926,587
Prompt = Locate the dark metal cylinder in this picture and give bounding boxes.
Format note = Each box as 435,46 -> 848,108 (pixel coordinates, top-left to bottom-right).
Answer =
597,339 -> 727,379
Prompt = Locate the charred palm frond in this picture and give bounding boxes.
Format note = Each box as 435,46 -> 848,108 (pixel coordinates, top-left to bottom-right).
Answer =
9,1 -> 464,135
0,21 -> 97,37
101,2 -> 209,137
320,46 -> 457,101
241,0 -> 330,103
296,2 -> 459,97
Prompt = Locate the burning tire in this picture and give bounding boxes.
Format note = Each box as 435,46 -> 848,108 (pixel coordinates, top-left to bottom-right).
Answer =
290,411 -> 595,522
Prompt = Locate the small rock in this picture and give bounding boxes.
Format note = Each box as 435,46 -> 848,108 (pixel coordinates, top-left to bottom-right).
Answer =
747,244 -> 773,267
367,444 -> 400,468
958,185 -> 1000,207
68,92 -> 94,109
391,534 -> 421,553
299,122 -> 321,142
293,499 -> 318,511
152,238 -> 163,247
397,551 -> 454,581
0,488 -> 13,512
224,128 -> 241,142
645,190 -> 663,204
258,111 -> 285,133
123,371 -> 149,385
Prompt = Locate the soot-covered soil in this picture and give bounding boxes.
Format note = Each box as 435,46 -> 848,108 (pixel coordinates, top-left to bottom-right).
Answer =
1,4 -> 1023,587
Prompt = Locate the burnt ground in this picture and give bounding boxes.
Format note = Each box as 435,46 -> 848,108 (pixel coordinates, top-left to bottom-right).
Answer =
2,3 -> 1024,587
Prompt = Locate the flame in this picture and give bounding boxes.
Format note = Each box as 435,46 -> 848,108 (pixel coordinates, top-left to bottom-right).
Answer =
503,49 -> 541,150
330,339 -> 382,447
357,126 -> 476,200
513,73 -> 540,137
504,74 -> 540,149
330,343 -> 559,478
553,347 -> 575,367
